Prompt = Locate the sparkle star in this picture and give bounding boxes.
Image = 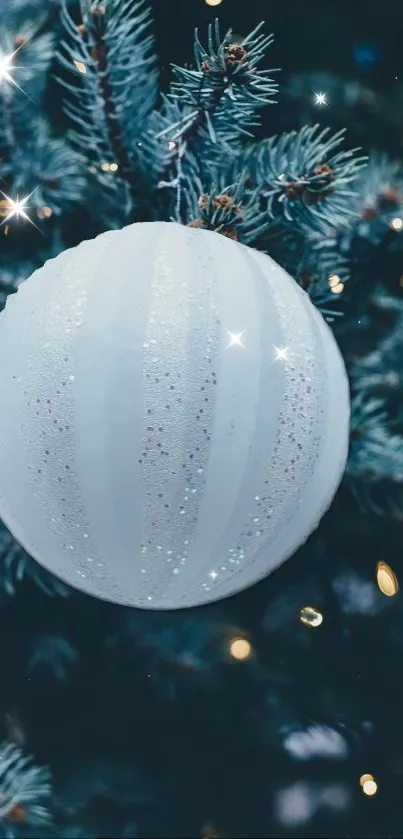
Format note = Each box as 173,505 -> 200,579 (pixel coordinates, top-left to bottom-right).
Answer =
0,46 -> 34,101
0,190 -> 41,232
226,330 -> 245,349
314,92 -> 327,106
209,570 -> 218,581
274,345 -> 289,361
0,53 -> 14,83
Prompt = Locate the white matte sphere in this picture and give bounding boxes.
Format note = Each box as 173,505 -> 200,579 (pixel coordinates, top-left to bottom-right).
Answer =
0,222 -> 349,609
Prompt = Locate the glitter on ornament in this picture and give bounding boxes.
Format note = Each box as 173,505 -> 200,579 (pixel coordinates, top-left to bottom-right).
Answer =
226,330 -> 245,348
274,346 -> 289,361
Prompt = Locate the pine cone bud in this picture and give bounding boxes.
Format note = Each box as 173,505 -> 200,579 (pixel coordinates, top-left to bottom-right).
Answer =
225,43 -> 248,65
378,186 -> 402,209
285,182 -> 304,200
198,194 -> 209,210
361,204 -> 378,221
219,225 -> 238,241
213,194 -> 235,210
188,219 -> 206,229
314,164 -> 334,184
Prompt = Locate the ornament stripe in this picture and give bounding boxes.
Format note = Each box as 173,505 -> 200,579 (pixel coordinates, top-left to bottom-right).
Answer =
184,244 -> 324,604
73,225 -> 158,603
172,233 -> 288,605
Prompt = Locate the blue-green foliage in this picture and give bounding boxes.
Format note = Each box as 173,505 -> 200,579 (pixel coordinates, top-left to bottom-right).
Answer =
235,125 -> 367,232
0,742 -> 52,836
57,0 -> 158,218
0,521 -> 71,599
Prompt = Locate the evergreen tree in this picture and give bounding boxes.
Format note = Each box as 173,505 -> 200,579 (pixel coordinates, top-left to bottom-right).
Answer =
0,1 -> 402,836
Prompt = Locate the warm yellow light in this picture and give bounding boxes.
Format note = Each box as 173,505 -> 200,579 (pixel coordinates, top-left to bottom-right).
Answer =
376,561 -> 399,597
101,162 -> 110,172
390,217 -> 403,232
109,162 -> 119,172
299,606 -> 323,628
329,274 -> 341,288
361,775 -> 378,797
330,281 -> 344,295
73,60 -> 87,74
37,206 -> 53,219
205,0 -> 223,5
229,637 -> 252,660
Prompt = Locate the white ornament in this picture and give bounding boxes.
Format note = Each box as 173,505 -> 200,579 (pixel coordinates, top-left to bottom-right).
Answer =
0,222 -> 349,609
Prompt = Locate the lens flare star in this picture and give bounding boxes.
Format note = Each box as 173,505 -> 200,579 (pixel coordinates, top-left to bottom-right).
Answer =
314,92 -> 328,106
274,346 -> 289,361
0,53 -> 14,83
0,47 -> 33,100
226,330 -> 245,349
0,191 -> 41,232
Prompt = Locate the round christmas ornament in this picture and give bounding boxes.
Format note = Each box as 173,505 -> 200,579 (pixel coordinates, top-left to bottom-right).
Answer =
0,222 -> 349,609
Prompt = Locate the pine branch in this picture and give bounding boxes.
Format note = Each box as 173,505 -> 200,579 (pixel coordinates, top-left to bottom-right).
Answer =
151,21 -> 278,207
0,521 -> 71,599
236,125 -> 366,233
56,0 -> 158,219
0,742 -> 52,834
2,118 -> 86,217
0,23 -> 54,156
166,20 -> 278,141
175,174 -> 269,246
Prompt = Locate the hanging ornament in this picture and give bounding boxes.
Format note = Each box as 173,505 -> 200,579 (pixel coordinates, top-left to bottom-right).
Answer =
0,222 -> 350,609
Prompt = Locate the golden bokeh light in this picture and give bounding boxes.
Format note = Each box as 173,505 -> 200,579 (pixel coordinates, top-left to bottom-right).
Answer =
376,561 -> 399,597
360,774 -> 378,796
229,637 -> 252,660
205,0 -> 223,6
73,60 -> 87,74
299,606 -> 323,628
390,217 -> 403,232
37,206 -> 53,219
330,279 -> 345,294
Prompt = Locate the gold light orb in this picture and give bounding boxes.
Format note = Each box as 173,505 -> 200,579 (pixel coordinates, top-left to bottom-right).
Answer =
299,606 -> 323,628
376,561 -> 399,597
229,637 -> 252,660
390,217 -> 403,232
360,774 -> 378,796
205,0 -> 223,6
